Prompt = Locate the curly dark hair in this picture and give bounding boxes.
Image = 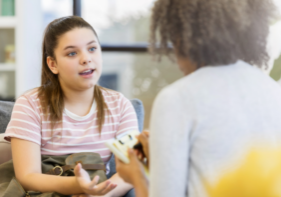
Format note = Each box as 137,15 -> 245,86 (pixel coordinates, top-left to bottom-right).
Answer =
150,0 -> 276,68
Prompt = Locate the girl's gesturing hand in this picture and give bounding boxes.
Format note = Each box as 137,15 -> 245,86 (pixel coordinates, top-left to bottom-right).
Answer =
74,163 -> 117,196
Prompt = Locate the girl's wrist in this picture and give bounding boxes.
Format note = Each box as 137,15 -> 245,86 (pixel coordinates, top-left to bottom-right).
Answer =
74,176 -> 84,194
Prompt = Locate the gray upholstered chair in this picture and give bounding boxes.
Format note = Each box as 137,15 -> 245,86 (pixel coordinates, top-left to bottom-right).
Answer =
0,100 -> 14,165
0,99 -> 144,197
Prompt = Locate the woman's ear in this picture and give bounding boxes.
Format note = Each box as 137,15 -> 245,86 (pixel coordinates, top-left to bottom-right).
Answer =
47,56 -> 59,74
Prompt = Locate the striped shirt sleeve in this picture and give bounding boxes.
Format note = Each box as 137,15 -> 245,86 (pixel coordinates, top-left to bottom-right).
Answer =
4,95 -> 41,145
116,94 -> 139,137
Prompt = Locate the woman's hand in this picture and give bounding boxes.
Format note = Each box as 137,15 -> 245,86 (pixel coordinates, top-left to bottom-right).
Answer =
74,163 -> 117,196
136,131 -> 150,163
115,149 -> 147,185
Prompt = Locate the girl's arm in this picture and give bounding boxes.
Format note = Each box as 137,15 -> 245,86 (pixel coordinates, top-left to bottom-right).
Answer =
11,138 -> 116,195
103,173 -> 133,197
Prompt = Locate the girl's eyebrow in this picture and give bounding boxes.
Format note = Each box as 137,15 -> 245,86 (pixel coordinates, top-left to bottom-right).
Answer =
63,40 -> 96,50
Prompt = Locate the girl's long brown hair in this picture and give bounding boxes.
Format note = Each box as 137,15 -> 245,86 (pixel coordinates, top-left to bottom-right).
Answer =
38,16 -> 107,132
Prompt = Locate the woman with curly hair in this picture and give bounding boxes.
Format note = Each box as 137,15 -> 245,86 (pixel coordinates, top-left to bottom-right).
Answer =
116,0 -> 281,197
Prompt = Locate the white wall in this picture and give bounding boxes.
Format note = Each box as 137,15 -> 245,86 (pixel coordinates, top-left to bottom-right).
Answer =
16,0 -> 43,97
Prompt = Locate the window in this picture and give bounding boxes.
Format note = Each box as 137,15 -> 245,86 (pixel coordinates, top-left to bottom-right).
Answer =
82,0 -> 153,44
82,0 -> 182,128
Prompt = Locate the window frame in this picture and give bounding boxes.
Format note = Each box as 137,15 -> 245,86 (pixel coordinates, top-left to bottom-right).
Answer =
73,0 -> 149,53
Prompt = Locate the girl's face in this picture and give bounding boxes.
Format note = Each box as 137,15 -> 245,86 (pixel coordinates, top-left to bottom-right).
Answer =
47,28 -> 102,92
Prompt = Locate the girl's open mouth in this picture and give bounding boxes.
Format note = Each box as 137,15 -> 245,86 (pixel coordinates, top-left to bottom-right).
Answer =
79,69 -> 95,78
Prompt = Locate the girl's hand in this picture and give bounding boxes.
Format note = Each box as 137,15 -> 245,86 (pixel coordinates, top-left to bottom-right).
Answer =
136,131 -> 150,163
74,163 -> 117,196
115,149 -> 147,185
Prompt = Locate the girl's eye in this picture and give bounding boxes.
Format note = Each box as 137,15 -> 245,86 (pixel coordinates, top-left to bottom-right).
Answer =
89,47 -> 96,52
68,52 -> 76,57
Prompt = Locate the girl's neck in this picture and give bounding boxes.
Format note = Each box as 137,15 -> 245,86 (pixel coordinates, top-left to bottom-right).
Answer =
63,86 -> 95,116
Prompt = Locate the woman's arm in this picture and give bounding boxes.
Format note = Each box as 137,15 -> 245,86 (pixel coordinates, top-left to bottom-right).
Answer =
11,138 -> 116,195
105,133 -> 150,197
113,131 -> 150,197
116,149 -> 149,197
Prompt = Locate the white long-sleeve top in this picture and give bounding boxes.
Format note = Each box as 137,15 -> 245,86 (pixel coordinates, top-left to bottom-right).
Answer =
149,60 -> 281,197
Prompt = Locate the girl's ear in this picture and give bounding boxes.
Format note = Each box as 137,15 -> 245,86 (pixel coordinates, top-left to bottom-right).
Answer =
47,56 -> 59,74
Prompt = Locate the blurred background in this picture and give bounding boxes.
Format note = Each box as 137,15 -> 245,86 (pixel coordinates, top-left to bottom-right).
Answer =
0,0 -> 280,128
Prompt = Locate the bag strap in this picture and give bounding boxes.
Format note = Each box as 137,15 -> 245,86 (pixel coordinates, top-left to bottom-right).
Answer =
45,164 -> 106,176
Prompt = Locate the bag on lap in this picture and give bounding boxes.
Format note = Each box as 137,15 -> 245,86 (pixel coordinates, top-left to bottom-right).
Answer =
0,152 -> 107,197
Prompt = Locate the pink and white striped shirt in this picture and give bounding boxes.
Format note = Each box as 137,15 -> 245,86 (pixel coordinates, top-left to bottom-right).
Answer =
4,88 -> 139,163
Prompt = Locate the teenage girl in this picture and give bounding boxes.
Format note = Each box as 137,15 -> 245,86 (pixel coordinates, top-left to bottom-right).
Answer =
4,16 -> 138,197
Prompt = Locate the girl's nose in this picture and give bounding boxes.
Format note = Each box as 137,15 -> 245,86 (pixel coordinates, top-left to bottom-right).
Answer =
82,59 -> 91,65
80,52 -> 91,65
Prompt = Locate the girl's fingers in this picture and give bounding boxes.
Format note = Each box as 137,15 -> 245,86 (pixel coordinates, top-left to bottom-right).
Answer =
88,175 -> 100,188
99,182 -> 117,195
74,163 -> 79,175
74,163 -> 82,176
74,163 -> 117,196
90,180 -> 112,193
